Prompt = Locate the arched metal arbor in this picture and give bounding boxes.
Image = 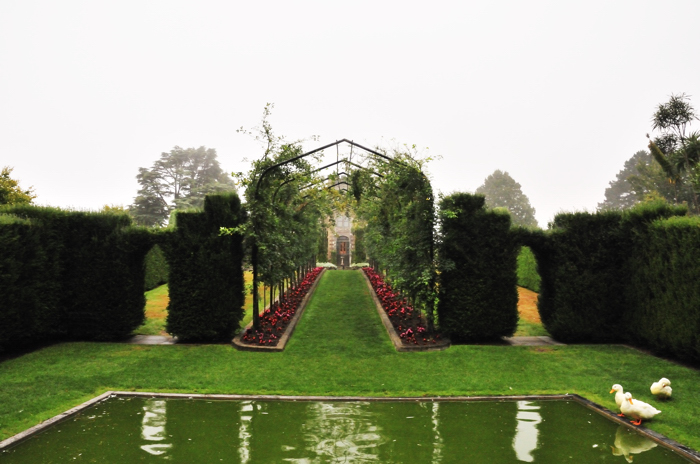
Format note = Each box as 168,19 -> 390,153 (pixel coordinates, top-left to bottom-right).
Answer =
249,138 -> 433,331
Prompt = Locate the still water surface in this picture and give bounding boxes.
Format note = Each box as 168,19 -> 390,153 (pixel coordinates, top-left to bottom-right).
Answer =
0,397 -> 690,463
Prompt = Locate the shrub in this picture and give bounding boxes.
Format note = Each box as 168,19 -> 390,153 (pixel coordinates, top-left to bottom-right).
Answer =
0,205 -> 154,350
516,246 -> 540,293
0,214 -> 62,352
626,214 -> 700,362
144,244 -> 169,290
529,201 -> 688,345
162,193 -> 245,342
316,262 -> 338,269
437,193 -> 519,342
534,210 -> 627,343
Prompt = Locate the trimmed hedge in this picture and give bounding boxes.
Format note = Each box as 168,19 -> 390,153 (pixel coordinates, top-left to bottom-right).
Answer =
144,244 -> 169,291
516,246 -> 540,292
626,215 -> 700,362
161,193 -> 245,342
526,201 -> 690,349
0,205 -> 154,352
0,213 -> 63,350
437,193 -> 519,342
534,210 -> 628,343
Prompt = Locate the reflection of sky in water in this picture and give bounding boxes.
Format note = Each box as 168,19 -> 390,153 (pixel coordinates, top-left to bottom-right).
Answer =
431,402 -> 443,464
300,402 -> 384,463
140,399 -> 172,456
239,401 -> 253,464
513,400 -> 541,462
611,424 -> 657,463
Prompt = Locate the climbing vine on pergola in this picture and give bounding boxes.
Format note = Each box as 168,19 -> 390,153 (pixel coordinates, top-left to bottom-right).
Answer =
225,138 -> 437,332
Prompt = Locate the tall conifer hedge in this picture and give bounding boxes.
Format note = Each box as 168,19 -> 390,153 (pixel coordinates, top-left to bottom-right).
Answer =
437,193 -> 519,342
162,193 -> 245,342
0,205 -> 154,352
527,202 -> 694,360
625,213 -> 700,362
144,244 -> 169,290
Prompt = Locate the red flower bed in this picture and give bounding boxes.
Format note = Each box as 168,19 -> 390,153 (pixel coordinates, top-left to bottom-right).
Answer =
241,267 -> 323,346
362,267 -> 442,346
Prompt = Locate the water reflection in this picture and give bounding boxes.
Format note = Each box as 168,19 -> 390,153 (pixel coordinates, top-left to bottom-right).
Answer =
513,400 -> 542,462
4,397 -> 692,464
611,424 -> 658,463
431,402 -> 443,464
301,401 -> 384,462
140,398 -> 172,456
239,401 -> 253,464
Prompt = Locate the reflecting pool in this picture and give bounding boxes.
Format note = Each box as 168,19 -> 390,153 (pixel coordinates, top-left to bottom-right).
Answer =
0,397 -> 692,463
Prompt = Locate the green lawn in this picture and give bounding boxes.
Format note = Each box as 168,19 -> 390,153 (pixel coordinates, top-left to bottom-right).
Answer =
7,270 -> 698,451
133,284 -> 169,335
514,318 -> 551,337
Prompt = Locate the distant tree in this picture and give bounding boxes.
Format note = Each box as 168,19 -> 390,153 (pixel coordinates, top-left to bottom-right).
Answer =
475,170 -> 538,228
599,149 -> 696,212
101,204 -> 127,213
647,93 -> 700,213
0,166 -> 36,206
599,151 -> 653,210
130,146 -> 235,227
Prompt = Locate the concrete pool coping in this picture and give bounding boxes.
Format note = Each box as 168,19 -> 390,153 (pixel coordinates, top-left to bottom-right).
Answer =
2,391 -> 699,462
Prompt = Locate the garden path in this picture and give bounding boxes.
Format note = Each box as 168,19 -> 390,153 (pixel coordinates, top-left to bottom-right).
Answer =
125,270 -> 561,346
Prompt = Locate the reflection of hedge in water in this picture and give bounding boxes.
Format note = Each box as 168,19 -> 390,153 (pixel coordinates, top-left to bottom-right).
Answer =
162,193 -> 245,342
437,193 -> 519,342
0,205 -> 153,352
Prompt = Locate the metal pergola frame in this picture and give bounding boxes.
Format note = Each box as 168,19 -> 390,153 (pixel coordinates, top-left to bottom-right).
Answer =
249,139 -> 432,331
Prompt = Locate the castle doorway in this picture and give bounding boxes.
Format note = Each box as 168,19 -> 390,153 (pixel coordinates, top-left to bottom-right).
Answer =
336,235 -> 350,269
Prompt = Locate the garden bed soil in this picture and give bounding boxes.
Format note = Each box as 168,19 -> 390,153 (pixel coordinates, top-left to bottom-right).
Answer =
362,267 -> 450,352
232,267 -> 325,352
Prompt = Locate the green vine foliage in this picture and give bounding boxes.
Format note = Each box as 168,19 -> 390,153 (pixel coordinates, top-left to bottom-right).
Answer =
230,144 -> 331,288
227,109 -> 437,333
222,109 -> 334,329
354,148 -> 437,331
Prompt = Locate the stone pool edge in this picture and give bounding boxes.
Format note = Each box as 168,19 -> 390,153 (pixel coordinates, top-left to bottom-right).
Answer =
2,391 -> 699,463
0,391 -> 113,451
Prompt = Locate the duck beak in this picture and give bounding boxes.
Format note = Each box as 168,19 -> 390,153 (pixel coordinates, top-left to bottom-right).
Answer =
628,398 -> 634,405
610,389 -> 615,393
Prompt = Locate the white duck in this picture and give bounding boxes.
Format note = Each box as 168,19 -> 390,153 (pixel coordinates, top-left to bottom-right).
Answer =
609,384 -> 627,417
620,392 -> 661,426
650,378 -> 672,399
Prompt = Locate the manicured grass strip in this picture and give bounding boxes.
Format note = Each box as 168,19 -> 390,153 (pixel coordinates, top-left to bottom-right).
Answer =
132,284 -> 169,335
514,318 -> 550,337
1,271 -> 699,452
136,273 -> 258,336
286,270 -> 394,356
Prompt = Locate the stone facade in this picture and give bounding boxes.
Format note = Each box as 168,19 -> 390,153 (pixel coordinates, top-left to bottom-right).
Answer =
327,214 -> 355,269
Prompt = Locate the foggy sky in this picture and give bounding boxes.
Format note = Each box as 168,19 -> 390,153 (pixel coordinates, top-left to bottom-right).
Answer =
2,0 -> 699,227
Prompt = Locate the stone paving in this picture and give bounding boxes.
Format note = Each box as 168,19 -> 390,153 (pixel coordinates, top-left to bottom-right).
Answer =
125,335 -> 176,345
503,336 -> 565,346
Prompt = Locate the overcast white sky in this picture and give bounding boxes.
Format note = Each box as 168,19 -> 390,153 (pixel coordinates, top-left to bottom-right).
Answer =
2,0 -> 699,227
